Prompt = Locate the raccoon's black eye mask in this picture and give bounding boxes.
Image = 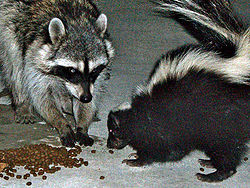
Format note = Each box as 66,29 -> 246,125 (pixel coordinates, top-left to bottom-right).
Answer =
89,65 -> 106,82
48,65 -> 106,84
48,65 -> 83,84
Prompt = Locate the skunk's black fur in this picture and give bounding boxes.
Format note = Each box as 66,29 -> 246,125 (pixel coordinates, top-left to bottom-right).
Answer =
107,0 -> 249,183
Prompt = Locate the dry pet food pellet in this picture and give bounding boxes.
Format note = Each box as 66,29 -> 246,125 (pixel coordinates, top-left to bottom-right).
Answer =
108,150 -> 114,154
25,173 -> 31,178
83,161 -> 89,166
200,168 -> 204,172
38,170 -> 44,176
244,157 -> 248,161
16,175 -> 22,179
91,150 -> 96,154
10,169 -> 17,173
100,176 -> 105,180
4,176 -> 9,180
0,144 -> 84,181
26,182 -> 32,186
42,175 -> 47,180
0,163 -> 8,172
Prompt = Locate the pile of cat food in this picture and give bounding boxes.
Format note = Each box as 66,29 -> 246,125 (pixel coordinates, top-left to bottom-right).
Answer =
0,144 -> 88,186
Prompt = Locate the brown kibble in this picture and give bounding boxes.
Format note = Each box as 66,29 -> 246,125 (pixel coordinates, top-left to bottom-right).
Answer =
108,150 -> 114,154
0,143 -> 83,180
26,182 -> 32,186
16,175 -> 22,179
38,170 -> 44,176
0,163 -> 8,172
91,150 -> 96,154
200,168 -> 205,172
26,173 -> 31,178
4,176 -> 9,180
34,167 -> 39,172
100,176 -> 105,180
10,168 -> 17,173
244,157 -> 248,161
42,175 -> 47,180
75,145 -> 82,154
75,163 -> 82,168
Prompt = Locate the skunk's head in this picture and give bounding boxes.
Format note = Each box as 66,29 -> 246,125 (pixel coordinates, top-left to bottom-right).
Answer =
107,103 -> 132,149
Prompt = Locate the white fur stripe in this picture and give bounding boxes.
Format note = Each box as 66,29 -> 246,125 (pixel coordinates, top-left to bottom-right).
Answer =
55,59 -> 78,69
143,41 -> 249,95
89,56 -> 108,71
158,0 -> 234,39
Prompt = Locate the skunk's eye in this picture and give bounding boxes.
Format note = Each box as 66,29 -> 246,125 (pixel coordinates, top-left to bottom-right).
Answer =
109,129 -> 118,136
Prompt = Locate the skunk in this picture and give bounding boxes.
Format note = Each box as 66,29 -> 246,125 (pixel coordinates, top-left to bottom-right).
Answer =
107,0 -> 249,182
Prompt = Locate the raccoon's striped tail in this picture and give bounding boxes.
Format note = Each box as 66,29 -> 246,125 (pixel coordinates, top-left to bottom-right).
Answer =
154,0 -> 249,58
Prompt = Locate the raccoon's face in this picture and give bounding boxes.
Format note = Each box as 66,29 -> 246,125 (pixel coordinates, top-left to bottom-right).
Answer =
107,110 -> 130,149
40,14 -> 113,103
49,59 -> 107,103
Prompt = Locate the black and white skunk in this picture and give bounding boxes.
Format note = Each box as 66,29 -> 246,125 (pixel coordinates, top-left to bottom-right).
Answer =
107,0 -> 249,183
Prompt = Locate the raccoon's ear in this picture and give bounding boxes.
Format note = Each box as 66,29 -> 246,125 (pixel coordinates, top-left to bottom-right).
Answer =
48,18 -> 66,44
96,13 -> 107,37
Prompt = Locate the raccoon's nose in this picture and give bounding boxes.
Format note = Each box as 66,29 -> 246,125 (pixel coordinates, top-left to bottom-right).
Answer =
80,94 -> 92,103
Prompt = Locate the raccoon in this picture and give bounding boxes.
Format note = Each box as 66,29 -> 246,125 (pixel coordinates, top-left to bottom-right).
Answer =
0,0 -> 114,147
107,0 -> 249,182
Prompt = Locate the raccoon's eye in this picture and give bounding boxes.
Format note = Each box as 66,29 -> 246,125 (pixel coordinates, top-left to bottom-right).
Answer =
69,68 -> 76,74
90,65 -> 106,82
91,65 -> 106,75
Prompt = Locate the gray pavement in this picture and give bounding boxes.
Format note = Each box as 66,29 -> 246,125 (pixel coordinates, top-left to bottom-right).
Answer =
0,0 -> 249,187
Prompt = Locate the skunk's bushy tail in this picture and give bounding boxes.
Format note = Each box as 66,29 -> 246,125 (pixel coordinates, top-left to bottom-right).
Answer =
155,0 -> 249,59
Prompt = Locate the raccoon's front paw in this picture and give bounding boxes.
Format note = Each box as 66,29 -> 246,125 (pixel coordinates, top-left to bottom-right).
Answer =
60,126 -> 76,147
76,128 -> 94,146
15,113 -> 36,124
196,169 -> 236,182
14,104 -> 36,124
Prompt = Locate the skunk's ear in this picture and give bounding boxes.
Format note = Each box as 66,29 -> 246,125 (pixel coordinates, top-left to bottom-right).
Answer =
96,13 -> 107,37
48,18 -> 66,44
108,111 -> 120,130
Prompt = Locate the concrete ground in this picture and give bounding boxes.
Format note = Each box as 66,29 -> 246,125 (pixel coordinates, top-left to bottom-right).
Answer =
0,0 -> 249,187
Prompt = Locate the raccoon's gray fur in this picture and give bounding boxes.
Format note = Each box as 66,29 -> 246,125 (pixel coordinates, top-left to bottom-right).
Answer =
107,0 -> 249,183
0,0 -> 114,147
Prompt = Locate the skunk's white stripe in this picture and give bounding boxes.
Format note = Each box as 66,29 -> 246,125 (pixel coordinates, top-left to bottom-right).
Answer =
158,0 -> 234,39
142,42 -> 249,95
